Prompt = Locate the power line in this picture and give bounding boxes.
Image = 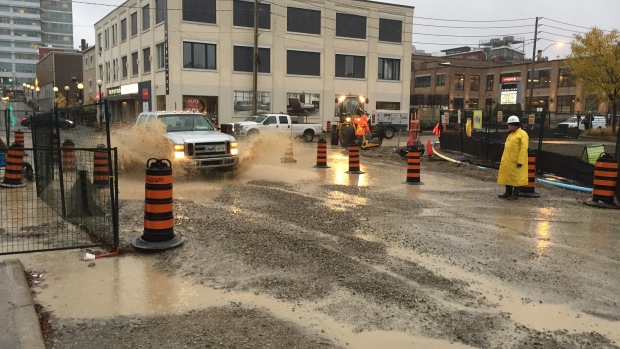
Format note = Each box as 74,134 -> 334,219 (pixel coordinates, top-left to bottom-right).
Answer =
414,23 -> 533,29
541,24 -> 588,35
415,16 -> 536,23
413,31 -> 534,38
541,17 -> 613,32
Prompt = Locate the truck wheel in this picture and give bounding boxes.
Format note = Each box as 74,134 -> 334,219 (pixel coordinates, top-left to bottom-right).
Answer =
303,130 -> 314,142
247,129 -> 259,138
339,125 -> 355,148
330,126 -> 339,145
383,127 -> 396,139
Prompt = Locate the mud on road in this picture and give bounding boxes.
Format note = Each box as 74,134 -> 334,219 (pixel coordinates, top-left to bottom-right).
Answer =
38,137 -> 620,349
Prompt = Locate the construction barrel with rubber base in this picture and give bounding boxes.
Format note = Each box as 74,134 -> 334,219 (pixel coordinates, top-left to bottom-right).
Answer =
519,151 -> 541,197
585,153 -> 619,209
132,158 -> 184,250
313,138 -> 330,168
0,142 -> 27,188
346,140 -> 364,174
404,146 -> 423,185
93,144 -> 109,188
281,139 -> 297,163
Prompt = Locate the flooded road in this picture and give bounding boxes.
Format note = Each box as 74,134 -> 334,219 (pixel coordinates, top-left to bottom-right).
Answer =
7,134 -> 620,348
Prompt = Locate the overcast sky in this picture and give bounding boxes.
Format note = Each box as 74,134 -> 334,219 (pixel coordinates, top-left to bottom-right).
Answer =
72,0 -> 619,59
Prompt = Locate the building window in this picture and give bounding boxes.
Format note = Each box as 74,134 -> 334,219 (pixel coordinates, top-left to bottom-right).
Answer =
558,67 -> 574,87
486,74 -> 494,91
156,0 -> 166,24
527,69 -> 551,89
335,54 -> 365,79
526,96 -> 549,110
485,98 -> 494,107
410,94 -> 425,106
379,18 -> 401,43
121,56 -> 127,78
287,7 -> 320,35
436,74 -> 445,86
470,75 -> 480,91
112,24 -> 117,46
105,61 -> 110,81
183,0 -> 215,24
415,76 -> 431,87
233,46 -> 270,73
336,13 -> 366,39
233,0 -> 270,29
468,98 -> 478,109
143,47 -> 151,73
142,5 -> 150,31
287,50 -> 320,76
453,97 -> 464,109
99,64 -> 103,79
455,73 -> 464,90
132,52 -> 138,76
556,95 -> 575,113
183,41 -> 217,70
427,95 -> 445,107
131,12 -> 137,36
104,29 -> 109,49
378,58 -> 400,80
156,43 -> 165,70
112,59 -> 117,80
121,18 -> 127,41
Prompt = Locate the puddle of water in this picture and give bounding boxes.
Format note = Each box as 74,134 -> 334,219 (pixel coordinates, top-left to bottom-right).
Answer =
15,251 -> 475,349
388,247 -> 620,343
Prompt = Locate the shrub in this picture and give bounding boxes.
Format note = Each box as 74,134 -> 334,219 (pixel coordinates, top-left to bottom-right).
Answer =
583,127 -> 618,137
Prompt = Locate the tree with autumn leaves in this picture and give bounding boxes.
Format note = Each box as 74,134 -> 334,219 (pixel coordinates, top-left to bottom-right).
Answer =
567,28 -> 620,134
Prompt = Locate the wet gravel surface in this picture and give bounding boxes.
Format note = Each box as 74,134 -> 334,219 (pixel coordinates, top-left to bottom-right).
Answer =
43,142 -> 620,349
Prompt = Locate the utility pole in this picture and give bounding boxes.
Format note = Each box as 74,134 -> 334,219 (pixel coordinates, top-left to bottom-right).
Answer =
527,17 -> 539,116
251,0 -> 259,116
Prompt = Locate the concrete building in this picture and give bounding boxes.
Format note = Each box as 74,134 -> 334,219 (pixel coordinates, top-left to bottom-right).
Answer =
410,54 -> 598,119
0,0 -> 74,97
94,0 -> 414,125
35,51 -> 83,111
82,45 -> 97,104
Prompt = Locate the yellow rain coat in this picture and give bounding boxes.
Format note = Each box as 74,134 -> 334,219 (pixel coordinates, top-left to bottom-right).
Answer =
497,128 -> 529,187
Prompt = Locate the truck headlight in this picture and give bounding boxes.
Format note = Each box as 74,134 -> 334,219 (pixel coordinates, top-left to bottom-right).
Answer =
345,117 -> 351,122
230,142 -> 238,156
173,144 -> 185,159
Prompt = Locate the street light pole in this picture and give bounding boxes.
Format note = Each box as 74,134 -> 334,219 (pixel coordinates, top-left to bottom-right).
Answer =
64,85 -> 70,106
96,79 -> 103,128
527,17 -> 539,116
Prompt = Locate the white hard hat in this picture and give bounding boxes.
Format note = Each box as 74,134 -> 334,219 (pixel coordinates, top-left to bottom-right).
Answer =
507,115 -> 520,124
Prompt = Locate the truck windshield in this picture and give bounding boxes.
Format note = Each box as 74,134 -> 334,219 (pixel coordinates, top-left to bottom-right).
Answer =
254,114 -> 269,123
244,116 -> 257,122
159,114 -> 215,132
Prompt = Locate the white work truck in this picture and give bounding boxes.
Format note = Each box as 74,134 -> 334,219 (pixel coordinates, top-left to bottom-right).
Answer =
370,110 -> 410,139
233,113 -> 322,142
135,111 -> 239,172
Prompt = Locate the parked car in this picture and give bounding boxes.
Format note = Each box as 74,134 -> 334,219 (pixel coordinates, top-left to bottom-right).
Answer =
21,115 -> 76,129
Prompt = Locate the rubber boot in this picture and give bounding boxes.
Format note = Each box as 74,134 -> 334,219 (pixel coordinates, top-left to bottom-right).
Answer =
498,185 -> 512,198
507,187 -> 520,200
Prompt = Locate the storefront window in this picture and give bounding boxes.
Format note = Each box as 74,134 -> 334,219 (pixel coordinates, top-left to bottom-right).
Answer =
233,91 -> 270,118
287,92 -> 319,117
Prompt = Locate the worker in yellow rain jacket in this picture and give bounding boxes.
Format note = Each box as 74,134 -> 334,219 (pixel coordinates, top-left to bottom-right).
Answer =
497,115 -> 529,200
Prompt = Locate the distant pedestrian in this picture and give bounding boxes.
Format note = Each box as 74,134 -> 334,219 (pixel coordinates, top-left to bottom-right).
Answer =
497,115 -> 529,200
582,115 -> 591,130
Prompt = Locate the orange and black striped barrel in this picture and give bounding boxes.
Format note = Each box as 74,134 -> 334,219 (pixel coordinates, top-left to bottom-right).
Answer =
405,147 -> 422,185
102,122 -> 107,133
0,142 -> 26,188
519,151 -> 540,197
62,139 -> 76,170
592,153 -> 618,204
115,121 -> 121,128
346,141 -> 364,174
314,138 -> 329,168
142,158 -> 174,242
93,144 -> 109,187
326,121 -> 331,133
51,133 -> 60,162
14,130 -> 24,147
93,120 -> 98,129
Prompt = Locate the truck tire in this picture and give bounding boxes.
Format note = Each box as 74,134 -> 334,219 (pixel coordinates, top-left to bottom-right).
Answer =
339,125 -> 355,148
247,129 -> 259,138
383,127 -> 396,139
330,126 -> 339,146
303,130 -> 314,142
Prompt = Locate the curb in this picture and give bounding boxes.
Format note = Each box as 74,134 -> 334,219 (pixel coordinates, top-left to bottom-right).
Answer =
0,259 -> 45,349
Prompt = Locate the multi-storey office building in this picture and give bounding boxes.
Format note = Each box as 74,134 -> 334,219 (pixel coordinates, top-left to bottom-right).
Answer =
94,0 -> 413,125
410,55 -> 603,118
0,0 -> 73,96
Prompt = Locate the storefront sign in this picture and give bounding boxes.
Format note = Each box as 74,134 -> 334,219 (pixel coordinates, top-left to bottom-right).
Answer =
501,77 -> 520,82
528,114 -> 535,125
497,111 -> 503,123
121,83 -> 139,95
184,96 -> 206,113
107,86 -> 121,96
142,88 -> 149,100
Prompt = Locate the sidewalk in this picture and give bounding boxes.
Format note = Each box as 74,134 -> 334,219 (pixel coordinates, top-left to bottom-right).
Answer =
0,259 -> 45,349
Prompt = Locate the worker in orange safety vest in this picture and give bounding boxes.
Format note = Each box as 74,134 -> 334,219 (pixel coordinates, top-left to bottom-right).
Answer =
354,110 -> 371,145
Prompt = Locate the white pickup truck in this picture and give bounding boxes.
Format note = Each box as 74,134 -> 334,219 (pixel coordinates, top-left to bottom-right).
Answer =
135,111 -> 239,172
233,113 -> 322,142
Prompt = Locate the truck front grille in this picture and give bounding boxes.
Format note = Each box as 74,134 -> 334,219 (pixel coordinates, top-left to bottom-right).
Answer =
188,142 -> 228,157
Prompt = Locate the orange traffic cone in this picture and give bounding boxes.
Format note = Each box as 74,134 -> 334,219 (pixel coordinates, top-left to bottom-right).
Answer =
426,139 -> 434,156
407,132 -> 414,147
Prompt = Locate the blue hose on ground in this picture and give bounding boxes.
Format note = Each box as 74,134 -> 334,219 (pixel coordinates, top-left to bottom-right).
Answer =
536,178 -> 593,193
